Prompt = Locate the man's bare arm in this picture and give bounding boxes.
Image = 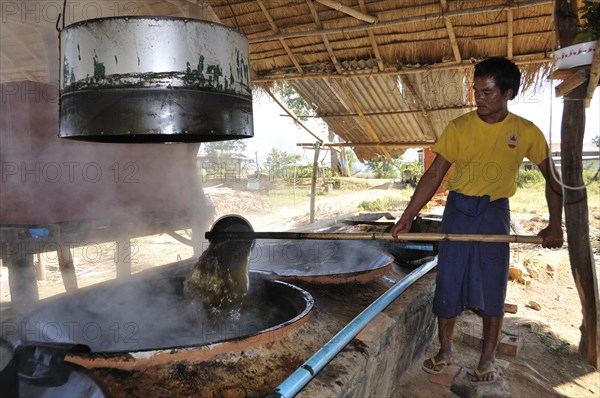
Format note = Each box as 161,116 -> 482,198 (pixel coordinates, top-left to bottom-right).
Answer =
391,154 -> 451,239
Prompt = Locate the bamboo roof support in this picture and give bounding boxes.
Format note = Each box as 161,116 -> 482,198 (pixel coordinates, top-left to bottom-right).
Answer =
266,89 -> 324,143
314,0 -> 377,24
252,54 -> 552,84
306,0 -> 344,74
321,78 -> 353,111
507,7 -> 514,59
398,75 -> 437,140
288,104 -> 474,118
248,0 -> 552,44
359,0 -> 385,71
256,0 -> 304,74
439,0 -> 462,64
296,141 -> 435,148
335,79 -> 394,162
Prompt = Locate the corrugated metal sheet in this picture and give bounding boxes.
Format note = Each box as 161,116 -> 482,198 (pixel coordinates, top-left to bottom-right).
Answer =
291,69 -> 472,161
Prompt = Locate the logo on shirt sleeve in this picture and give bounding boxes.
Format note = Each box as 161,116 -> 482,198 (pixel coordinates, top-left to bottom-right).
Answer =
505,132 -> 518,149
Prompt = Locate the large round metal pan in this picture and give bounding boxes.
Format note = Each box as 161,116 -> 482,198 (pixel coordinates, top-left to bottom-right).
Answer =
13,261 -> 312,370
249,239 -> 394,284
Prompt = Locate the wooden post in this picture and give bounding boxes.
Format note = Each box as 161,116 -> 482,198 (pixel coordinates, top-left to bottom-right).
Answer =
310,142 -> 321,224
5,245 -> 38,314
34,253 -> 46,281
339,147 -> 350,177
555,0 -> 600,369
57,243 -> 78,292
115,237 -> 132,279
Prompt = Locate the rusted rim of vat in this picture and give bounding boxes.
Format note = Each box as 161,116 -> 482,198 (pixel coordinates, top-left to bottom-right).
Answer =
16,265 -> 313,371
66,277 -> 313,371
264,262 -> 393,285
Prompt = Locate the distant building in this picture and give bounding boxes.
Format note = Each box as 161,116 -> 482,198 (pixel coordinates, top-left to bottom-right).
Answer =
197,152 -> 255,183
522,143 -> 599,172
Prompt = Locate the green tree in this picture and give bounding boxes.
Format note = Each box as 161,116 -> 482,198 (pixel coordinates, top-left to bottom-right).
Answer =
265,148 -> 306,180
203,140 -> 248,158
265,148 -> 302,165
365,157 -> 402,178
345,148 -> 359,173
592,134 -> 600,148
273,83 -> 315,121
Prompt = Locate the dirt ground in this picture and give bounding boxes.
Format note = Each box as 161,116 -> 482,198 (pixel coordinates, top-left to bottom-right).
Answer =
2,182 -> 599,397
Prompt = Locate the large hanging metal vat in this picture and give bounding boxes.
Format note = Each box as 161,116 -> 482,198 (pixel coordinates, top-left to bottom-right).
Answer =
59,17 -> 253,143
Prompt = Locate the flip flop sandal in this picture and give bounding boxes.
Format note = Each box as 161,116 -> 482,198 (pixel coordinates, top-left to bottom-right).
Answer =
470,367 -> 500,384
422,357 -> 451,375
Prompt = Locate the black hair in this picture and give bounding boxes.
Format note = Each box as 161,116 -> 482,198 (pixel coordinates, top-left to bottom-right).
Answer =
474,57 -> 521,100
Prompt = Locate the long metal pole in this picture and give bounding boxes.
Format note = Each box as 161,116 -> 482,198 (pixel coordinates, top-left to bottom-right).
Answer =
266,257 -> 438,398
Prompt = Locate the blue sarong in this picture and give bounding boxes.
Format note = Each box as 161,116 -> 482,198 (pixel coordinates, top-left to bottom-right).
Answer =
433,191 -> 510,318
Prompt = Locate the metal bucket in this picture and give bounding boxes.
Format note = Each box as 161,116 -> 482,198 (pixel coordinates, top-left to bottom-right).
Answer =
59,17 -> 253,143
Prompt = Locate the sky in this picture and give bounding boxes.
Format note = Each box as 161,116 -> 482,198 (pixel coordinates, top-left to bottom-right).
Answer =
245,84 -> 600,166
244,93 -> 329,164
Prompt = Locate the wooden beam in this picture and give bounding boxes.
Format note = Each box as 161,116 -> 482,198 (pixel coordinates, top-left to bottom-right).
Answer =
550,65 -> 591,80
256,0 -> 304,74
306,0 -> 344,74
585,39 -> 600,108
321,78 -> 353,111
554,70 -> 587,97
335,79 -> 394,162
439,0 -> 462,63
266,89 -> 324,143
399,75 -> 438,140
250,21 -> 552,63
252,53 -> 552,84
248,0 -> 552,44
285,104 -> 474,118
507,8 -> 514,59
555,0 -> 600,369
296,141 -> 435,148
314,0 -> 377,24
359,0 -> 385,71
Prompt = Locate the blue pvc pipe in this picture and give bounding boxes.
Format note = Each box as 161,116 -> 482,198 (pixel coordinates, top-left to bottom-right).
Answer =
395,242 -> 434,251
267,256 -> 438,398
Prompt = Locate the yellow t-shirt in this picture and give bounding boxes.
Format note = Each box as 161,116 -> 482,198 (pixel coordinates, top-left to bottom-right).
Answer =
434,111 -> 549,201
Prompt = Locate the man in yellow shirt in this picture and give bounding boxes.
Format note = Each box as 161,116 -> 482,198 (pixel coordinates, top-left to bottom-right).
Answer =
391,57 -> 563,383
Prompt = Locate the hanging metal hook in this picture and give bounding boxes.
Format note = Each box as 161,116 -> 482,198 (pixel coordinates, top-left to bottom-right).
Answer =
55,0 -> 67,32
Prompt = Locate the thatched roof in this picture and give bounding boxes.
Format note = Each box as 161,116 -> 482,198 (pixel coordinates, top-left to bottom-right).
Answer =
1,0 -> 563,160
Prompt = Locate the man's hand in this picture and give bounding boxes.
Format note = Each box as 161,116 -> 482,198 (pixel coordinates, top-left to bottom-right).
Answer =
537,158 -> 563,249
391,214 -> 413,240
537,224 -> 563,249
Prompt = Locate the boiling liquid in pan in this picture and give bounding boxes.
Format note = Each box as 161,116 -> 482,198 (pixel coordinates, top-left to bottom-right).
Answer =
183,239 -> 254,319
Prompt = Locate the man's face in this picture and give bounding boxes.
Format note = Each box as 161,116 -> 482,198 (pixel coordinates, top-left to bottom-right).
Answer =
473,76 -> 513,123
